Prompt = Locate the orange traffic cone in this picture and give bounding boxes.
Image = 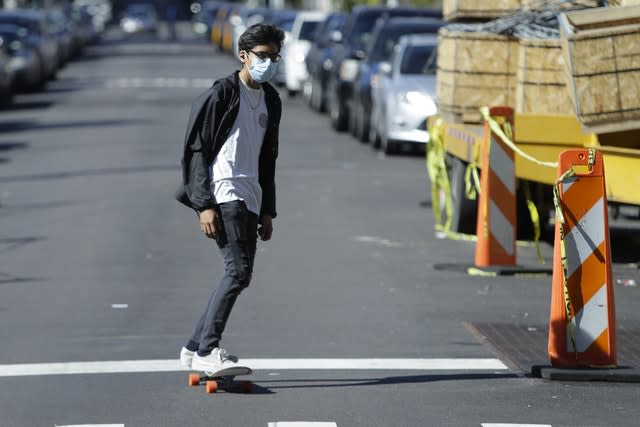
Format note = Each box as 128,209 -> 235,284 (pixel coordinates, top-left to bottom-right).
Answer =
474,106 -> 517,268
548,149 -> 616,368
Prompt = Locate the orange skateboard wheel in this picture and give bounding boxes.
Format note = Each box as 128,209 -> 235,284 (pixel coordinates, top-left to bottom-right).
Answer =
205,380 -> 218,393
188,373 -> 200,387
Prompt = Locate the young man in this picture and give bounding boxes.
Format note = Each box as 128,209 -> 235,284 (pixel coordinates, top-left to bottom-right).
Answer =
176,24 -> 284,372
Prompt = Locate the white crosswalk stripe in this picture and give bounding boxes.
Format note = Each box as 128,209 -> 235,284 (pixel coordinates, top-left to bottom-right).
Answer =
268,423 -> 337,427
481,424 -> 552,427
55,424 -> 124,427
0,358 -> 507,377
104,77 -> 212,89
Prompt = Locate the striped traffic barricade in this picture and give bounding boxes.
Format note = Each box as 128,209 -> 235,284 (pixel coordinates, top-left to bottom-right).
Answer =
474,106 -> 517,269
548,148 -> 617,368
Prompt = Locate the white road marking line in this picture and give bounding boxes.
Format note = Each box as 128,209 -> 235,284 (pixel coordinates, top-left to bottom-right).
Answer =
268,423 -> 337,427
0,358 -> 508,377
481,424 -> 552,427
104,77 -> 212,89
245,358 -> 508,371
111,304 -> 128,309
56,424 -> 124,427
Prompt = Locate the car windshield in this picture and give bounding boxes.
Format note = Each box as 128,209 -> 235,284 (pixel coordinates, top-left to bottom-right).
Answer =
317,14 -> 345,45
369,26 -> 437,63
400,45 -> 437,75
347,13 -> 383,51
299,21 -> 319,41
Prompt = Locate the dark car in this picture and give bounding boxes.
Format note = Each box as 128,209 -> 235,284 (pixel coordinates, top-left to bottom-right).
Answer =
0,24 -> 44,89
350,16 -> 443,142
191,1 -> 224,40
326,6 -> 442,132
47,9 -> 74,66
0,10 -> 60,82
0,46 -> 14,107
305,12 -> 346,112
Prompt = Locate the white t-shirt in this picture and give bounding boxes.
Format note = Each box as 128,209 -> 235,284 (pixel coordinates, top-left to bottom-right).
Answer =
210,79 -> 268,215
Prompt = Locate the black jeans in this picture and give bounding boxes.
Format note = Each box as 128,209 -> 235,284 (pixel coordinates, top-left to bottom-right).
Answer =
189,200 -> 258,355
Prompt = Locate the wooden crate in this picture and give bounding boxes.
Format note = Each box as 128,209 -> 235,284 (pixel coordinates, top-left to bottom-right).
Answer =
559,5 -> 640,132
609,0 -> 640,6
521,0 -> 599,10
437,29 -> 518,123
443,0 -> 520,22
516,38 -> 574,115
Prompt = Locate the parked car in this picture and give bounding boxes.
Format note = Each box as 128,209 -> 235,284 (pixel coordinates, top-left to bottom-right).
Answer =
283,11 -> 326,97
0,45 -> 14,107
370,34 -> 438,154
210,3 -> 234,49
0,10 -> 60,82
191,1 -> 223,40
0,24 -> 44,89
325,6 -> 441,132
231,7 -> 271,55
304,12 -> 346,112
263,9 -> 298,86
71,4 -> 99,50
350,16 -> 442,142
120,3 -> 158,34
47,8 -> 74,66
220,3 -> 244,52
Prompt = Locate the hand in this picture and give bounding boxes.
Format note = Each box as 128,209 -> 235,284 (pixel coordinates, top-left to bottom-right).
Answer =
258,215 -> 273,241
199,209 -> 220,239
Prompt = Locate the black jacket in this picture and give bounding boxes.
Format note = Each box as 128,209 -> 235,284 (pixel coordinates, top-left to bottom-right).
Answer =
176,71 -> 281,218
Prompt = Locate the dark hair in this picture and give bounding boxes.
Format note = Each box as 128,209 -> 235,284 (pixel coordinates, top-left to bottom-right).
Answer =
238,23 -> 285,53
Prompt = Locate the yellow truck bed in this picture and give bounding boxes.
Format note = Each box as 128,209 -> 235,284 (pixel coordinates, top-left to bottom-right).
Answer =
436,113 -> 640,206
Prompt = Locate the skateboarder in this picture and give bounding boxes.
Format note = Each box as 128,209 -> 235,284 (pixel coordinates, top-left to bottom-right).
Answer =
176,23 -> 284,372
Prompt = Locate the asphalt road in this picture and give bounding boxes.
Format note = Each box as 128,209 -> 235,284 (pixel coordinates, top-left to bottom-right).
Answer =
1,25 -> 640,427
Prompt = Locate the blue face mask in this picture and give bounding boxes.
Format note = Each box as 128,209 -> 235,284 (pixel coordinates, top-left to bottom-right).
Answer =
248,57 -> 278,83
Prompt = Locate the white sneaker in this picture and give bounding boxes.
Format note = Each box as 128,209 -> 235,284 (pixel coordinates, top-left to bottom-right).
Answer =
179,347 -> 195,368
191,348 -> 238,372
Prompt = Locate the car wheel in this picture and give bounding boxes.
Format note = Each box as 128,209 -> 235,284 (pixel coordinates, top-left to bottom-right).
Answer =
357,108 -> 370,143
317,79 -> 327,113
383,138 -> 399,155
329,87 -> 348,131
370,121 -> 380,150
446,154 -> 478,234
349,103 -> 359,137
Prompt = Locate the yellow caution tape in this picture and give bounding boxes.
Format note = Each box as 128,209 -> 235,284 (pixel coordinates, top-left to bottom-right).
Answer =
427,118 -> 453,234
480,107 -> 559,169
464,142 -> 482,201
553,148 -> 597,358
522,180 -> 545,265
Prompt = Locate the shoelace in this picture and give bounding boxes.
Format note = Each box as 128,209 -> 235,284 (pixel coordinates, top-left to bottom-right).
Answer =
217,348 -> 230,361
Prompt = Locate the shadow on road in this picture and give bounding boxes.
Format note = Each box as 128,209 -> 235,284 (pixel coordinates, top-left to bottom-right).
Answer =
0,118 -> 153,134
0,272 -> 44,286
0,164 -> 178,183
249,372 -> 520,395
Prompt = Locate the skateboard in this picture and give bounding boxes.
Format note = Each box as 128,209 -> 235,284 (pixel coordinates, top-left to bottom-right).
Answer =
188,366 -> 253,394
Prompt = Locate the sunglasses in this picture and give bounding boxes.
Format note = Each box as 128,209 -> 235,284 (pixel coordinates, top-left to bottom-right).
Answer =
249,50 -> 281,63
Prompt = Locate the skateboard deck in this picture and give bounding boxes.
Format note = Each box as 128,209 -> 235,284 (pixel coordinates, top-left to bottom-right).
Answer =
188,366 -> 252,394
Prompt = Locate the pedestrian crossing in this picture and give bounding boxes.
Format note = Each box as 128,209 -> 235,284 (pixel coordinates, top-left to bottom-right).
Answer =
104,77 -> 213,89
0,358 -> 508,377
53,423 -> 601,427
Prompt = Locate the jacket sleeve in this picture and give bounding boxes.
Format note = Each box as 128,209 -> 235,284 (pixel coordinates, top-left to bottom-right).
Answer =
177,87 -> 218,211
260,90 -> 281,219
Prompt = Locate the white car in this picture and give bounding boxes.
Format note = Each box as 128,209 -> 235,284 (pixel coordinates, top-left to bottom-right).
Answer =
370,34 -> 438,154
283,11 -> 326,96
